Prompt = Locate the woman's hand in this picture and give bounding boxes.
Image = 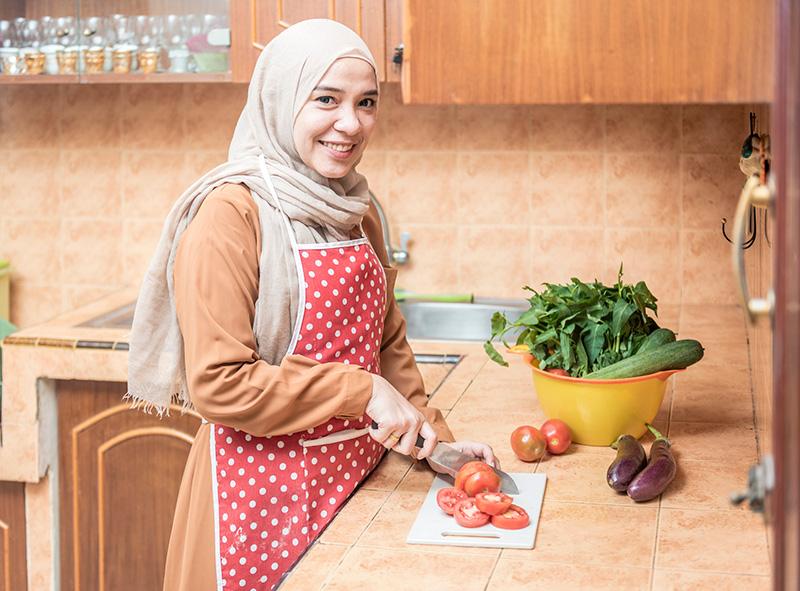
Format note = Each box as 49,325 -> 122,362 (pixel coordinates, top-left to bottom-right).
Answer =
428,440 -> 500,471
366,374 -> 438,460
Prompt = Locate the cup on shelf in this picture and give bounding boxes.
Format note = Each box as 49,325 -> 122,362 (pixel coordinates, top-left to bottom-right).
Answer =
21,48 -> 45,74
84,46 -> 104,73
57,46 -> 79,74
138,48 -> 159,74
111,45 -> 134,73
168,47 -> 191,73
41,44 -> 62,75
0,47 -> 22,75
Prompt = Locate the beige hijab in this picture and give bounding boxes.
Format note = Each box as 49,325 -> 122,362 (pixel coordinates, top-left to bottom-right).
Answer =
126,19 -> 377,415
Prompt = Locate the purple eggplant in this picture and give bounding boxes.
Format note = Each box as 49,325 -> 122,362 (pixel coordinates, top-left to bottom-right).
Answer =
607,434 -> 647,492
627,424 -> 677,502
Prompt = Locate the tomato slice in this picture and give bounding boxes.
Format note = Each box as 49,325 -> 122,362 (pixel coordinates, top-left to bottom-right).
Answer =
490,504 -> 530,530
454,461 -> 493,491
474,491 -> 513,516
436,487 -> 468,515
453,498 -> 491,528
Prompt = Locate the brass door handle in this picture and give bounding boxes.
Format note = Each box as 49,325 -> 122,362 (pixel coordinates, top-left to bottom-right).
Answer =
732,175 -> 774,323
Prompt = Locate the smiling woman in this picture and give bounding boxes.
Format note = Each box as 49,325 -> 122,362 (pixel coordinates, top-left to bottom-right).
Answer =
125,17 -> 498,591
293,58 -> 379,179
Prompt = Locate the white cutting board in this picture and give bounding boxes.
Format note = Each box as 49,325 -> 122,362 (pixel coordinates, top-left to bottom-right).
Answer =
406,473 -> 546,549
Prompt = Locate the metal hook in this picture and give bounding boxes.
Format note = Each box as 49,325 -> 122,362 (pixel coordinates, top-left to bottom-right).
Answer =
722,204 -> 758,249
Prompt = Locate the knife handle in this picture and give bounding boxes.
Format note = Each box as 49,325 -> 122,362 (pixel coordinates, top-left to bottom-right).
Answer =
370,420 -> 426,448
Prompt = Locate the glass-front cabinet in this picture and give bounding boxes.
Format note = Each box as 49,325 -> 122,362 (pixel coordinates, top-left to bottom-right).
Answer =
0,0 -> 232,82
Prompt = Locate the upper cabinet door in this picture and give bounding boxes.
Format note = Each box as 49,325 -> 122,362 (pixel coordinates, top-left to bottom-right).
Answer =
231,0 -> 387,83
402,0 -> 775,104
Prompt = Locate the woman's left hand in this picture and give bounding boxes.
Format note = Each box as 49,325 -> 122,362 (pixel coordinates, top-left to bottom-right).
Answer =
426,440 -> 500,471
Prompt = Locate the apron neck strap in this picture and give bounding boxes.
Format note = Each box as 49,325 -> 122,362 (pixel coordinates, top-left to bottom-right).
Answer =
259,153 -> 298,248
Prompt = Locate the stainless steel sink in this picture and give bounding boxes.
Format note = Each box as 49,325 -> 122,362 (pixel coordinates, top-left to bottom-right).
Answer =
398,298 -> 528,342
79,298 -> 530,343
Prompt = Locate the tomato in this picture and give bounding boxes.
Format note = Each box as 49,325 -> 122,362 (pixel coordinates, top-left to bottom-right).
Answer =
463,470 -> 501,496
546,368 -> 570,377
474,491 -> 513,516
490,504 -> 530,530
540,418 -> 572,455
436,487 -> 468,515
453,498 -> 491,528
454,461 -> 493,490
510,425 -> 547,462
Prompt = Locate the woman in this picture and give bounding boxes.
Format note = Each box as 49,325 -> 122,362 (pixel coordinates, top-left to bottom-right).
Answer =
127,19 -> 497,591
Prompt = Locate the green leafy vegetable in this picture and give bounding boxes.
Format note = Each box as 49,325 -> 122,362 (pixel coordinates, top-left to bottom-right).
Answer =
486,264 -> 660,377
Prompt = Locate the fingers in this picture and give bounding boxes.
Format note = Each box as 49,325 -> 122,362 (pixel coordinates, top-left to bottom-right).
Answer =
414,421 -> 438,460
368,422 -> 400,447
392,416 -> 425,456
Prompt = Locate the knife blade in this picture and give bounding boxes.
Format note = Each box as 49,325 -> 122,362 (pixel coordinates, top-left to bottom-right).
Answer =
369,421 -> 519,494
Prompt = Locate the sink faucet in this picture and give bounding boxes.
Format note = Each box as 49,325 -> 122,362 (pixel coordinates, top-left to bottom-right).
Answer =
369,191 -> 410,265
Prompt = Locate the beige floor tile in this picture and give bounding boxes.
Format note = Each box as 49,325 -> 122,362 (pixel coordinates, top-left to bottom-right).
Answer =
652,569 -> 771,591
319,490 -> 391,544
357,490 -> 501,557
671,367 -> 753,423
536,449 -> 633,505
324,546 -> 497,591
667,422 -> 757,463
660,458 -> 753,511
504,501 -> 657,568
656,508 -> 770,575
362,451 -> 413,492
488,559 -> 651,591
417,362 -> 455,395
280,542 -> 349,591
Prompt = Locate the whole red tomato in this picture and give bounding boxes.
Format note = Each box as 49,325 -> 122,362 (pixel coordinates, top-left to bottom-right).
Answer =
540,418 -> 572,455
545,368 -> 570,377
510,426 -> 547,462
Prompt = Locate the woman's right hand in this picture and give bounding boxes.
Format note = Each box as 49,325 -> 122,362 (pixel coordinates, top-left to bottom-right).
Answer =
366,374 -> 438,460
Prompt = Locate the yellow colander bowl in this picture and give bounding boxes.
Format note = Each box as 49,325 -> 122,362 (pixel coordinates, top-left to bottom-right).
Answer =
508,346 -> 681,446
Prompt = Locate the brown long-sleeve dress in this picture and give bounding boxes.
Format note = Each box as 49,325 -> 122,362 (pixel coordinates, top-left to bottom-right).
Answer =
162,183 -> 454,590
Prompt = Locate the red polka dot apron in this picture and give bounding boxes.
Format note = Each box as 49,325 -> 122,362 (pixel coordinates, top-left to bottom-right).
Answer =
207,156 -> 387,590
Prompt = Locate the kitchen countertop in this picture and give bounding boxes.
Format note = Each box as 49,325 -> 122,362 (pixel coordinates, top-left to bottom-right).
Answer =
0,289 -> 772,589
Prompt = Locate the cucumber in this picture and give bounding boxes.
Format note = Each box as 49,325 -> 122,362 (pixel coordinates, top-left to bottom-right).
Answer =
585,339 -> 704,379
637,328 -> 676,355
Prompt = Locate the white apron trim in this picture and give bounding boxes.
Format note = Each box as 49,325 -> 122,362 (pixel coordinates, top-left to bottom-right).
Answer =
208,427 -> 225,590
299,427 -> 370,448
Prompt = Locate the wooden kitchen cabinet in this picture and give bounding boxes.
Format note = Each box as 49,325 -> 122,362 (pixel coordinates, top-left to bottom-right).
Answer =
0,482 -> 27,591
402,0 -> 775,104
230,0 -> 390,82
56,380 -> 201,591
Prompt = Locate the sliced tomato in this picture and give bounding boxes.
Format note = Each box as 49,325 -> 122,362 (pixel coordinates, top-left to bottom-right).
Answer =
474,491 -> 513,516
454,461 -> 493,491
463,470 -> 501,497
436,487 -> 468,515
490,504 -> 530,530
453,498 -> 491,528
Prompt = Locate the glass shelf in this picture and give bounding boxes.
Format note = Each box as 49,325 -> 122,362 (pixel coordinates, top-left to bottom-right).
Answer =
0,0 -> 231,83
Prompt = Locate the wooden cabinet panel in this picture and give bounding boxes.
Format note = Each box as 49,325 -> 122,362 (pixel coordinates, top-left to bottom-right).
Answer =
231,0 -> 387,82
0,482 -> 27,591
57,380 -> 201,591
402,0 -> 775,104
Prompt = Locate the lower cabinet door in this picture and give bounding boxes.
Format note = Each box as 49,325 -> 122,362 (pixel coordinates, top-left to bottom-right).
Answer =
57,380 -> 201,591
0,481 -> 27,591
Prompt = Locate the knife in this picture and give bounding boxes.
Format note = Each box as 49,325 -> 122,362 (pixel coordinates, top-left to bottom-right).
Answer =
370,421 -> 519,494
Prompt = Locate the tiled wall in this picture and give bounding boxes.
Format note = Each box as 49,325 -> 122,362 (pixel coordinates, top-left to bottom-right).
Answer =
0,82 -> 756,328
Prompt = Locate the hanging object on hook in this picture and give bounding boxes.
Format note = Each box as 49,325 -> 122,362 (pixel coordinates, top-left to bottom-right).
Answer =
723,112 -> 771,248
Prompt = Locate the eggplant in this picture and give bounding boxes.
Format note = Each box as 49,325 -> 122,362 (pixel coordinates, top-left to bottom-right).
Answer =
626,424 -> 677,502
606,434 -> 647,492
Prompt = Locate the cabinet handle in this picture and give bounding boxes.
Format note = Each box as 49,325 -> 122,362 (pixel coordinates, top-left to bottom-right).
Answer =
732,175 -> 774,322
